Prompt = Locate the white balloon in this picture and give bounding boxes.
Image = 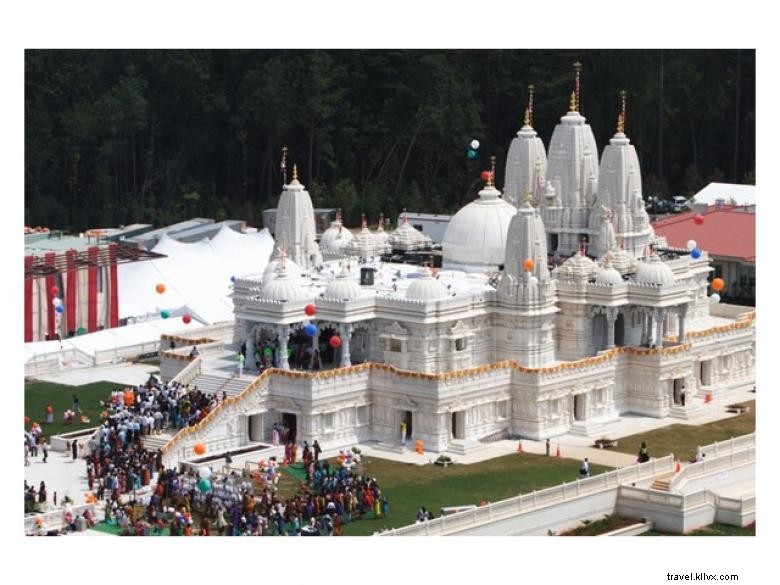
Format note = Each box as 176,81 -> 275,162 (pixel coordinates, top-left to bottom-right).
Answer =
198,467 -> 212,479
470,139 -> 480,150
710,293 -> 721,303
52,297 -> 62,306
686,239 -> 697,251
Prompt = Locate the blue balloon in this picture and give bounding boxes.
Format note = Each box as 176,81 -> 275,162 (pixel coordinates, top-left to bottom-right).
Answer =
690,247 -> 702,259
467,148 -> 477,160
55,304 -> 64,313
231,275 -> 236,283
304,324 -> 317,337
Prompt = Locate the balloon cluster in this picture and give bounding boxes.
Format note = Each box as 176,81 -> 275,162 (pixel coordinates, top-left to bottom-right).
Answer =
687,239 -> 702,259
467,139 -> 480,160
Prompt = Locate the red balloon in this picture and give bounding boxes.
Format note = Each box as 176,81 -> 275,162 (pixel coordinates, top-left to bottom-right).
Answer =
694,215 -> 704,225
480,170 -> 491,182
182,314 -> 192,324
329,335 -> 342,349
51,286 -> 59,296
304,304 -> 316,317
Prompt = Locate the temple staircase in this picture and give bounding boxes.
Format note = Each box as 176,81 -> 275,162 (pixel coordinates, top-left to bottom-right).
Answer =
188,372 -> 255,397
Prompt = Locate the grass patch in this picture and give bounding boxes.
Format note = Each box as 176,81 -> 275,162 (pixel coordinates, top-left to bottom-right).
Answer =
558,514 -> 637,536
614,401 -> 755,462
339,453 -> 612,536
643,522 -> 755,536
24,380 -> 129,437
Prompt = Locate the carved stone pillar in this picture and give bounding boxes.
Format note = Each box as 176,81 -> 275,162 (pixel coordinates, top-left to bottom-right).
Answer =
654,308 -> 666,348
677,304 -> 687,344
278,324 -> 291,370
339,323 -> 353,367
605,307 -> 618,349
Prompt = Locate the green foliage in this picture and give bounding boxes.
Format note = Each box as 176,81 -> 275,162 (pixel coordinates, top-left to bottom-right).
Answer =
25,50 -> 755,231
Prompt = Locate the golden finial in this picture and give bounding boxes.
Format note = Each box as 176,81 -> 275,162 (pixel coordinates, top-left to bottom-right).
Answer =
292,163 -> 298,182
524,107 -> 531,127
573,61 -> 582,111
281,146 -> 288,185
619,89 -> 627,133
522,187 -> 531,204
617,112 -> 625,134
569,91 -> 577,112
527,84 -> 535,126
487,155 -> 496,187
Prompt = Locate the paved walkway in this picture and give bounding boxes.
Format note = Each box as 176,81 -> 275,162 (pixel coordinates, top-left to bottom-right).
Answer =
31,363 -> 159,386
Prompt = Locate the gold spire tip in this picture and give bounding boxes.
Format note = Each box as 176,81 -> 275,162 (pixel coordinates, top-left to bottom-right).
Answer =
569,91 -> 577,112
292,163 -> 298,181
488,155 -> 496,187
522,187 -> 531,204
617,112 -> 625,134
524,107 -> 531,127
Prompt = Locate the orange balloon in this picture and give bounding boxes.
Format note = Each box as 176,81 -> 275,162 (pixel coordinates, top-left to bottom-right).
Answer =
522,258 -> 535,272
712,278 -> 725,292
194,443 -> 206,455
155,283 -> 166,294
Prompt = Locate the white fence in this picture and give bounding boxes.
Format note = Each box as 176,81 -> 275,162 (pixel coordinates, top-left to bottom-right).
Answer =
24,504 -> 95,535
670,434 -> 755,492
616,485 -> 755,533
379,456 -> 675,536
25,348 -> 95,377
170,356 -> 202,387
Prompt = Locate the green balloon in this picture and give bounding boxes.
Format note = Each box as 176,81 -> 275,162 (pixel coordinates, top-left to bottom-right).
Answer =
198,478 -> 212,492
76,327 -> 87,336
161,310 -> 170,319
467,148 -> 477,160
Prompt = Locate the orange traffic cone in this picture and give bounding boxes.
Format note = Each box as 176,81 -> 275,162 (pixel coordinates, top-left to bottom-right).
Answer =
555,444 -> 561,458
517,441 -> 523,453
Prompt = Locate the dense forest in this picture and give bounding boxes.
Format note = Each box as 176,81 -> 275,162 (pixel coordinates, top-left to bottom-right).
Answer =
25,49 -> 755,232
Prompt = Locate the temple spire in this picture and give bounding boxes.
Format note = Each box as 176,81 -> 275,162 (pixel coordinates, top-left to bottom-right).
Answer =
292,163 -> 298,182
569,91 -> 577,112
619,89 -> 627,133
281,146 -> 288,185
487,155 -> 496,187
527,84 -> 535,126
573,61 -> 582,112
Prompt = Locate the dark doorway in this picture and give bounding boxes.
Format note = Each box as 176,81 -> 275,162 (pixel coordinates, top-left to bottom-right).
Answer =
403,410 -> 413,439
573,394 -> 585,421
550,233 -> 559,254
673,378 -> 686,406
615,313 -> 625,346
281,412 -> 297,443
451,411 -> 465,440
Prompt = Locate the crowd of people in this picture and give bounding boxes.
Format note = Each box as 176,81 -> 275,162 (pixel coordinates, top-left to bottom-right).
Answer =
26,375 -> 389,536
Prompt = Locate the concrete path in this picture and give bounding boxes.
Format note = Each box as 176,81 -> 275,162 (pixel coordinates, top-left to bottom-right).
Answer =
31,363 -> 159,386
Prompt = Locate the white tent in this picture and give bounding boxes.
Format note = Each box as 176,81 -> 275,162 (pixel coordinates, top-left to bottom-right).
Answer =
118,226 -> 274,324
691,182 -> 756,207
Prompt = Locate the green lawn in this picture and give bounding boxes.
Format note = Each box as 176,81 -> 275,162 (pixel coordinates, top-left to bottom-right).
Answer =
340,453 -> 611,536
613,401 -> 755,463
25,380 -> 129,437
643,522 -> 755,536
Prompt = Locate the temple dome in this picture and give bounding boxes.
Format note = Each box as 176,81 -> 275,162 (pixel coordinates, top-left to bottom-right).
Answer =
259,268 -> 307,302
320,216 -> 354,257
345,217 -> 391,257
406,272 -> 448,301
634,254 -> 675,286
595,254 -> 623,285
390,214 -> 432,251
607,247 -> 637,275
322,269 -> 365,302
556,251 -> 598,282
442,184 -> 516,273
263,253 -> 302,281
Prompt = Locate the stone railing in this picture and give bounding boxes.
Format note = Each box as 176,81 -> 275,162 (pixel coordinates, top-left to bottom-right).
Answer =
171,355 -> 203,387
25,347 -> 96,377
670,434 -> 755,492
378,456 -> 674,536
24,504 -> 95,535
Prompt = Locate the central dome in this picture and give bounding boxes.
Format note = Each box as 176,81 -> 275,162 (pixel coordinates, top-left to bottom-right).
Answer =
442,185 -> 516,273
